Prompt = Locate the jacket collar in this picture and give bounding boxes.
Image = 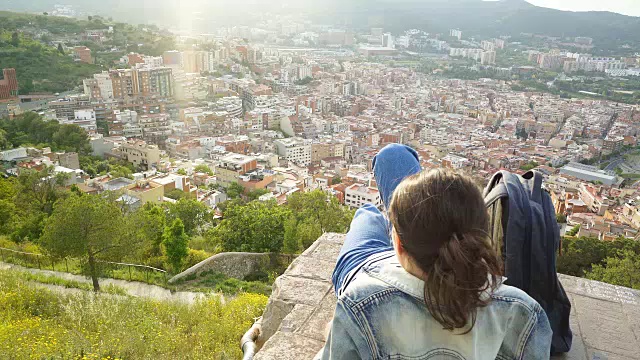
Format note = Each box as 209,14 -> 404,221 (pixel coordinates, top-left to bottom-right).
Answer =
364,254 -> 428,302
364,254 -> 503,302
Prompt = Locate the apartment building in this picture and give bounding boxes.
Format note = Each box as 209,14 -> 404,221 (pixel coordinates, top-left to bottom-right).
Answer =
345,183 -> 381,209
73,46 -> 93,64
0,68 -> 18,100
138,113 -> 171,145
135,67 -> 173,98
442,154 -> 470,169
215,153 -> 258,187
118,140 -> 160,170
274,137 -> 312,166
49,95 -> 91,119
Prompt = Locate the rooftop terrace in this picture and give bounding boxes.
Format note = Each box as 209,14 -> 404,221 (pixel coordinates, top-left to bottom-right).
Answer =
252,233 -> 640,360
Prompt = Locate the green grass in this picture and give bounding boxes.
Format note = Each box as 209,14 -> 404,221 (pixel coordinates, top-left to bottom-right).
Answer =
174,270 -> 274,296
0,269 -> 268,359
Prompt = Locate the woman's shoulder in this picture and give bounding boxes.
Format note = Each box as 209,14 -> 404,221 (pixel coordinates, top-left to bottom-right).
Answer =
339,252 -> 425,308
490,282 -> 545,314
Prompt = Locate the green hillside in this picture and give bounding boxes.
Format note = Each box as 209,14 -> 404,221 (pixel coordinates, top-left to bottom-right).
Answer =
0,11 -> 176,94
0,30 -> 101,94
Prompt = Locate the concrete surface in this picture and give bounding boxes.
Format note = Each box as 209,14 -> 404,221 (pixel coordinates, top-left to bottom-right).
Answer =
254,233 -> 640,360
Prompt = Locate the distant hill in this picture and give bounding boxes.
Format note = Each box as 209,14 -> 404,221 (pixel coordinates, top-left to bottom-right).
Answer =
3,0 -> 640,46
310,0 -> 640,43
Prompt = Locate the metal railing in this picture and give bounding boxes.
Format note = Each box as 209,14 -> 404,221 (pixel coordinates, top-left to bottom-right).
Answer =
0,247 -> 168,285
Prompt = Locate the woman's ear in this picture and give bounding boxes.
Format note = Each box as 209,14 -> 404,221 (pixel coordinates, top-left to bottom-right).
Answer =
392,229 -> 405,256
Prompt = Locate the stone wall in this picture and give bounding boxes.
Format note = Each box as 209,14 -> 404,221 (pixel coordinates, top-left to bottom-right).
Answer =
253,233 -> 640,360
255,233 -> 343,360
168,252 -> 293,284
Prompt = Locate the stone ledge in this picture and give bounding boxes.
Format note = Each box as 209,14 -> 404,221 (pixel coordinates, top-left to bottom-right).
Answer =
254,233 -> 640,360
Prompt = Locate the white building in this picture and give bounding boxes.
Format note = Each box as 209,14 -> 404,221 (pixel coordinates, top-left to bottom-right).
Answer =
114,109 -> 138,124
60,109 -> 97,134
382,33 -> 394,49
95,72 -> 114,99
345,183 -> 382,209
297,66 -> 312,79
442,154 -> 470,169
274,137 -> 312,166
481,51 -> 496,65
143,56 -> 164,68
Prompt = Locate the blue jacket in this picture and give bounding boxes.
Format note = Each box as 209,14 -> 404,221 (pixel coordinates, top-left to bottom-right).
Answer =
322,205 -> 552,360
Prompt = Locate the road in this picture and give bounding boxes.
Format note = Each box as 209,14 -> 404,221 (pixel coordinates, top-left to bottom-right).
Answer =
605,158 -> 625,172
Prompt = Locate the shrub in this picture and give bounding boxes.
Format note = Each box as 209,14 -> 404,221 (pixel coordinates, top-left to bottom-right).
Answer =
183,249 -> 211,270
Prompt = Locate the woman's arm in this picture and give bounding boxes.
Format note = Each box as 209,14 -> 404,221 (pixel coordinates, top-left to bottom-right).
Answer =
520,305 -> 553,359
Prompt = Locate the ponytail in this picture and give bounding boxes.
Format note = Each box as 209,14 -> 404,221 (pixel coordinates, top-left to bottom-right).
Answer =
423,232 -> 501,332
389,169 -> 502,332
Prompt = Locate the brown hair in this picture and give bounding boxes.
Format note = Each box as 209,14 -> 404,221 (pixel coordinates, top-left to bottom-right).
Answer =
388,168 -> 502,332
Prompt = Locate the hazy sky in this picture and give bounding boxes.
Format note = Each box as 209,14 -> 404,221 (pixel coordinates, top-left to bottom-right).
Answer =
527,0 -> 640,17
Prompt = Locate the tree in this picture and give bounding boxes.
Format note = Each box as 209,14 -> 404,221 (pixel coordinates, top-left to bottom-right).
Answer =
194,164 -> 213,176
226,182 -> 245,199
586,251 -> 640,290
331,177 -> 342,185
129,203 -> 166,261
10,167 -> 69,241
296,219 -> 323,250
57,43 -> 64,55
556,236 -> 640,277
165,199 -> 211,237
165,189 -> 188,201
0,177 -> 18,235
0,129 -> 9,150
286,190 -> 353,234
247,188 -> 269,201
109,164 -> 133,179
52,124 -> 91,154
566,225 -> 580,237
40,194 -> 128,291
556,214 -> 567,224
520,161 -> 539,171
210,200 -> 292,253
176,168 -> 188,176
515,128 -> 529,141
163,219 -> 189,272
295,77 -> 313,86
11,31 -> 19,47
283,217 -> 300,254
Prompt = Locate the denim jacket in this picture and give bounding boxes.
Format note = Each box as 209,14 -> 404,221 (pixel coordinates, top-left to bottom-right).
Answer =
321,251 -> 552,360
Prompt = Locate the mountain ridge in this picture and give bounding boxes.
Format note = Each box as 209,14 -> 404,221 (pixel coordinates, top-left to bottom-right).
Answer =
1,0 -> 639,44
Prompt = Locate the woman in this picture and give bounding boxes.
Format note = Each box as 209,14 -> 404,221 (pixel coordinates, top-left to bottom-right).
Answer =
321,144 -> 552,360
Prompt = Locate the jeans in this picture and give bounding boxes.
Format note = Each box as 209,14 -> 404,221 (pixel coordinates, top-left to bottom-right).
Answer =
332,144 -> 421,295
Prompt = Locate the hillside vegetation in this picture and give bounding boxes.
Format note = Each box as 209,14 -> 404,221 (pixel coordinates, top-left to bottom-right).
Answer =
0,30 -> 101,94
0,269 -> 267,359
0,11 -> 176,94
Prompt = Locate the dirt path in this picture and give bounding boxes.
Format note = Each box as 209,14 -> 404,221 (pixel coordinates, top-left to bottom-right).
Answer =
0,262 -> 216,304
